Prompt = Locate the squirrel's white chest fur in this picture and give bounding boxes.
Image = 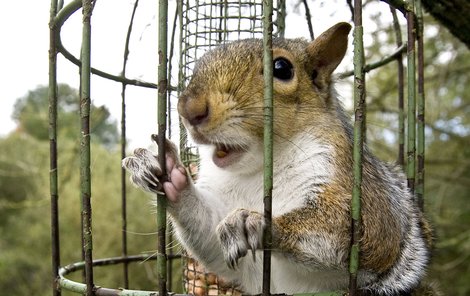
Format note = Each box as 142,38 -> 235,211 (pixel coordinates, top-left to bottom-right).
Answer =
182,133 -> 355,293
198,132 -> 333,216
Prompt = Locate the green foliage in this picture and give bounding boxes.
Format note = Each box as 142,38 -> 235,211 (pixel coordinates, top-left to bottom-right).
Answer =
12,84 -> 119,148
0,134 -> 43,223
0,132 -> 171,295
0,83 -> 182,295
0,134 -> 50,295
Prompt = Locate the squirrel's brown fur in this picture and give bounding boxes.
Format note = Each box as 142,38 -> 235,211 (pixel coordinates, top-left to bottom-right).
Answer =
124,23 -> 434,295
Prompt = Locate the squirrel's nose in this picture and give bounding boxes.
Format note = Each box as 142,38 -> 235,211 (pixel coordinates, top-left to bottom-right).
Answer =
178,96 -> 209,127
188,105 -> 209,126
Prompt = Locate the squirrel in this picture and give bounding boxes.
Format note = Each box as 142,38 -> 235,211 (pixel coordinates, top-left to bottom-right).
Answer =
123,22 -> 433,295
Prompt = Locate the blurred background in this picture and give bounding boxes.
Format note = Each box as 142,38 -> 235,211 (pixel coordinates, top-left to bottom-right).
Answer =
0,0 -> 468,295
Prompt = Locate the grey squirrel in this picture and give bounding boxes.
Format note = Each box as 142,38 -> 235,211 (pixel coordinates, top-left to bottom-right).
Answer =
123,22 -> 433,295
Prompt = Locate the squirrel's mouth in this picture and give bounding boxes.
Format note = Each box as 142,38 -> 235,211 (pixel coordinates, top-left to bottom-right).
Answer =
212,143 -> 246,168
185,127 -> 249,168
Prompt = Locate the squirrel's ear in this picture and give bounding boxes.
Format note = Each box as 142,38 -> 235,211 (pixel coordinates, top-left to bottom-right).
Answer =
306,22 -> 351,90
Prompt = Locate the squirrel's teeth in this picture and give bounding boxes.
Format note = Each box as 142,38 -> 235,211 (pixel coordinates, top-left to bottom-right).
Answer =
215,143 -> 230,158
216,150 -> 228,158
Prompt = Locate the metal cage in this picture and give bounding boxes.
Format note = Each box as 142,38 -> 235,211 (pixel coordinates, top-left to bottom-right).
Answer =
48,0 -> 425,295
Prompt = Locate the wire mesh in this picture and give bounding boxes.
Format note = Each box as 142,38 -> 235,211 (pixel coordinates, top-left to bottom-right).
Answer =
175,0 -> 286,173
178,0 -> 285,85
176,1 -> 284,295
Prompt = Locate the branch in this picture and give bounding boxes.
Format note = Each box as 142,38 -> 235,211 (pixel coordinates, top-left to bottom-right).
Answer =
380,0 -> 412,15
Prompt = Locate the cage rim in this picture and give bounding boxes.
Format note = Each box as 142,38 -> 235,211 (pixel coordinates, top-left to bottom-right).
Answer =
58,254 -> 183,296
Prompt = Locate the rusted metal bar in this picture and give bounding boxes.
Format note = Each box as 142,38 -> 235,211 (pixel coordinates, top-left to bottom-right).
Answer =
406,0 -> 416,193
262,0 -> 274,295
416,0 -> 425,210
49,0 -> 61,295
157,0 -> 169,294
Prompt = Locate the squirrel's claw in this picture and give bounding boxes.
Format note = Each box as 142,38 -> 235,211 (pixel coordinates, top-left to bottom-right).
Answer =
217,209 -> 265,269
122,148 -> 164,195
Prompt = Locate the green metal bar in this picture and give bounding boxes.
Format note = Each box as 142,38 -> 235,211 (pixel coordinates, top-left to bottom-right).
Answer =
416,0 -> 425,210
53,0 -> 82,29
120,0 -> 140,289
166,6 -> 179,292
406,0 -> 416,193
157,0 -> 169,295
390,6 -> 405,167
277,0 -> 286,38
338,44 -> 406,79
57,254 -> 185,296
349,1 -> 365,295
49,1 -> 61,295
52,0 -> 159,90
80,1 -> 94,295
57,38 -> 159,89
262,0 -> 274,295
177,0 -> 188,162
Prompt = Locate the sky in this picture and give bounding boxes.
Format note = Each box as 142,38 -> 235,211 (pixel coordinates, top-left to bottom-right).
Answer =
0,1 -> 160,148
0,0 -> 395,149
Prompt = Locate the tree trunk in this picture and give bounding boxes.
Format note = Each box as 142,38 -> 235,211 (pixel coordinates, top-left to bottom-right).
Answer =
421,0 -> 470,48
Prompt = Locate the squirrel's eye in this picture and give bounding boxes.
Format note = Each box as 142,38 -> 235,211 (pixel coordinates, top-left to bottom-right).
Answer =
273,58 -> 294,81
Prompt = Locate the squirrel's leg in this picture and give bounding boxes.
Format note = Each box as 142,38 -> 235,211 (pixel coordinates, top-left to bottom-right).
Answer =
123,138 -> 230,270
216,205 -> 350,270
272,205 -> 350,269
216,209 -> 265,269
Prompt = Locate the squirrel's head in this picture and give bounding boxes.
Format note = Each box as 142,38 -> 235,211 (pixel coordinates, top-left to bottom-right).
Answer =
178,22 -> 351,170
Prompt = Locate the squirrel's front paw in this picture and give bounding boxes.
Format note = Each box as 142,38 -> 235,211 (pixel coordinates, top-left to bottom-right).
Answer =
122,136 -> 188,203
216,209 -> 265,269
122,148 -> 164,194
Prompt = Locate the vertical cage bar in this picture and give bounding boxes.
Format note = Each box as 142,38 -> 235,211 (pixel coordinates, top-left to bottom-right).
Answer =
49,1 -> 61,295
390,7 -> 405,167
167,6 -> 180,291
167,7 -> 178,141
178,0 -> 188,161
120,0 -> 140,289
406,1 -> 416,193
416,0 -> 425,210
80,1 -> 94,295
349,1 -> 365,295
276,0 -> 285,38
301,0 -> 314,40
157,0 -> 169,295
120,80 -> 129,290
262,0 -> 274,295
